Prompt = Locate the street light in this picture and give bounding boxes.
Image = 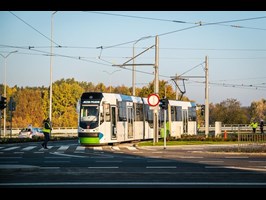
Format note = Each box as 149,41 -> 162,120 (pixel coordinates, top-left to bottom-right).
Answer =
103,70 -> 121,93
0,50 -> 18,137
132,36 -> 152,96
49,11 -> 57,123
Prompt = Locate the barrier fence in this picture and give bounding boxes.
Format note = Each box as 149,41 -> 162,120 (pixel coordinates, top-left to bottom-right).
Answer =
0,124 -> 264,141
0,127 -> 78,138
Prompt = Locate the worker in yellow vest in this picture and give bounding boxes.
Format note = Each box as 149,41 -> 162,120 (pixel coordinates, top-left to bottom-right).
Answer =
250,121 -> 258,133
41,118 -> 52,149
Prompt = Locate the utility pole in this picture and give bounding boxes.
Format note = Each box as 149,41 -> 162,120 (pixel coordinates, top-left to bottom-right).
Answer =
153,35 -> 159,144
111,36 -> 157,143
205,56 -> 209,137
0,50 -> 17,137
49,11 -> 57,126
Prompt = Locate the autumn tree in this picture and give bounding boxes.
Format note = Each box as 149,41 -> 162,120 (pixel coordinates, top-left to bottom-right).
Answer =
249,98 -> 266,122
12,88 -> 45,128
52,79 -> 84,127
210,98 -> 249,124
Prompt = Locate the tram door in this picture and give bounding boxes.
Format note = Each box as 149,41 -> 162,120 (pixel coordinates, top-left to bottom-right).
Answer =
111,106 -> 117,139
182,109 -> 188,134
127,107 -> 133,138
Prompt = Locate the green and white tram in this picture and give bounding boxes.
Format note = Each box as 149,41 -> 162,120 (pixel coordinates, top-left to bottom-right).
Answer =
77,92 -> 197,145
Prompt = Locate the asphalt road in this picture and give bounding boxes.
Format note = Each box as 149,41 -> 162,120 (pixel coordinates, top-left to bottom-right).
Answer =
0,140 -> 266,188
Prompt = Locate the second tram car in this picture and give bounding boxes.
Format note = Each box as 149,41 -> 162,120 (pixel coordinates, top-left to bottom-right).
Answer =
77,92 -> 197,145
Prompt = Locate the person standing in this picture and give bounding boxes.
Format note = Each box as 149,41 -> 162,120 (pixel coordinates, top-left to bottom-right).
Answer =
250,121 -> 258,134
41,118 -> 52,149
260,119 -> 264,134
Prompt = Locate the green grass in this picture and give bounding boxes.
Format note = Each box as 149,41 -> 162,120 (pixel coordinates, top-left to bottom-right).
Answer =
138,139 -> 238,146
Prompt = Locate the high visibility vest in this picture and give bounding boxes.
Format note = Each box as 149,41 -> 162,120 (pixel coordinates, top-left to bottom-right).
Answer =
43,121 -> 51,133
253,123 -> 258,128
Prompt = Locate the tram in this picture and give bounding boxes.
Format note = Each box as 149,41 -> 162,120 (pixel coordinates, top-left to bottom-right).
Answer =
77,92 -> 197,145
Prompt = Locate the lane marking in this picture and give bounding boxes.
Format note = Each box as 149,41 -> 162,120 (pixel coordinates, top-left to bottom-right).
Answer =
146,166 -> 177,168
57,145 -> 69,151
50,152 -> 86,158
3,147 -> 20,151
1,182 -> 266,186
88,166 -> 119,169
22,146 -> 37,151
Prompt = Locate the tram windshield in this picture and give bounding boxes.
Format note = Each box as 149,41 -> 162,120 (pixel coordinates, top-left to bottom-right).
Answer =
81,105 -> 99,121
80,105 -> 99,129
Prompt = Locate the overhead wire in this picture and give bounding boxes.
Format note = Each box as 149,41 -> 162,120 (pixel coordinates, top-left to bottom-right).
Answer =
3,12 -> 266,92
9,11 -> 62,47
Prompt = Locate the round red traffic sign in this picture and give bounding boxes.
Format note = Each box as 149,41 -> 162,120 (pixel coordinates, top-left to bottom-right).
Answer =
147,93 -> 160,107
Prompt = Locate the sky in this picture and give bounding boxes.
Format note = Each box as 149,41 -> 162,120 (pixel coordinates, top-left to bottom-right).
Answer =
0,11 -> 266,107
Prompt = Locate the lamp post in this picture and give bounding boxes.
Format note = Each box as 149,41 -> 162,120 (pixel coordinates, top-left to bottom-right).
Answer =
103,70 -> 121,93
0,50 -> 18,137
49,11 -> 57,123
132,36 -> 152,96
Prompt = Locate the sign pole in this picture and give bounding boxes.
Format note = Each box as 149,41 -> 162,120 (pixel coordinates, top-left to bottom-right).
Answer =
147,93 -> 160,145
164,108 -> 166,149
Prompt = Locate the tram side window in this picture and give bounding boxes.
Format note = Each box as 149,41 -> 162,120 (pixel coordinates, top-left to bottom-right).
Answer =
171,106 -> 176,121
118,101 -> 127,121
135,103 -> 144,121
176,106 -> 182,121
144,104 -> 153,123
188,106 -> 197,121
103,103 -> 111,122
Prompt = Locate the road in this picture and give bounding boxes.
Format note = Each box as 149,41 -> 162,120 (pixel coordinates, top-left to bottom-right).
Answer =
0,140 -> 266,188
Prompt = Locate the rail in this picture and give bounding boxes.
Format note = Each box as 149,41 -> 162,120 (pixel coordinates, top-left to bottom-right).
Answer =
0,124 -> 264,138
199,124 -> 264,133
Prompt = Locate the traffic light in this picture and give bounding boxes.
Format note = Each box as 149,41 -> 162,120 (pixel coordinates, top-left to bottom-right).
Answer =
159,98 -> 169,110
200,104 -> 205,116
0,96 -> 7,110
9,101 -> 16,111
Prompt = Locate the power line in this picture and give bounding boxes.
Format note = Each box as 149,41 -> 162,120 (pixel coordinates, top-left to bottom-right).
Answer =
94,14 -> 266,49
84,11 -> 188,24
85,11 -> 266,31
187,79 -> 266,90
178,62 -> 205,77
2,44 -> 266,53
9,11 -> 62,47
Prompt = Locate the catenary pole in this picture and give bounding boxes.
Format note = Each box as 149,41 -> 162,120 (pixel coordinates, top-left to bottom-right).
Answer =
205,56 -> 209,137
153,35 -> 159,144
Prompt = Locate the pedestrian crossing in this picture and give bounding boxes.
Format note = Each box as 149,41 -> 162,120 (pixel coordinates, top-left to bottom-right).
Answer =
0,145 -> 139,153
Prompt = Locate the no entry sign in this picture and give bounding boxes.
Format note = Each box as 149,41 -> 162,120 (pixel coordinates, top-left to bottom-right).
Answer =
147,93 -> 160,107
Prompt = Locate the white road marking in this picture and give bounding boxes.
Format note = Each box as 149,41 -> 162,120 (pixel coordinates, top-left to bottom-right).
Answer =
3,146 -> 20,151
198,160 -> 224,163
88,166 -> 119,169
146,166 -> 177,168
1,182 -> 266,186
51,152 -> 86,158
179,156 -> 204,159
93,147 -> 103,151
127,146 -> 137,150
22,146 -> 37,151
76,146 -> 85,151
112,146 -> 120,151
57,145 -> 69,151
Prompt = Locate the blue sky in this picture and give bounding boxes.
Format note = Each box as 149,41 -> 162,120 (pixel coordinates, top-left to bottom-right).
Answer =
0,11 -> 266,106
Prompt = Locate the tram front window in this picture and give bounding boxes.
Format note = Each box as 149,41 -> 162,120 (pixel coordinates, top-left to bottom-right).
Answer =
80,105 -> 99,129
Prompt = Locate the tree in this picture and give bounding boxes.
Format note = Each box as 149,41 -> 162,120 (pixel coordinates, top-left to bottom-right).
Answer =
210,98 -> 249,124
12,88 -> 45,127
250,98 -> 266,122
52,79 -> 84,127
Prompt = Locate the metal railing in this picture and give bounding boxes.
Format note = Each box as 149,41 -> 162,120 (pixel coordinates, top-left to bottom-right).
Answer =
0,127 -> 78,138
